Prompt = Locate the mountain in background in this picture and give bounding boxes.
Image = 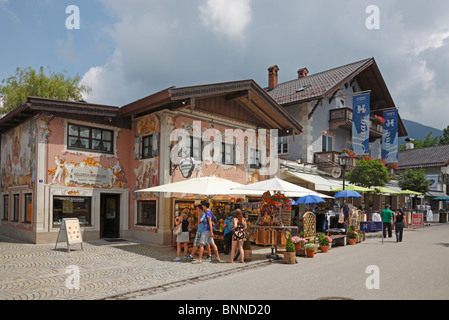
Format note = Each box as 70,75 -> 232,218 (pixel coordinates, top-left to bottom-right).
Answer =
399,119 -> 444,145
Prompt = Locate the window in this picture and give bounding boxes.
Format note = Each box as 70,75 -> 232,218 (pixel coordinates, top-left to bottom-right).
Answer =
249,148 -> 261,169
178,136 -> 202,161
53,196 -> 92,226
67,123 -> 113,154
142,133 -> 159,159
322,135 -> 333,152
3,195 -> 8,221
222,141 -> 235,165
12,194 -> 19,222
137,200 -> 157,227
278,137 -> 289,155
23,194 -> 32,223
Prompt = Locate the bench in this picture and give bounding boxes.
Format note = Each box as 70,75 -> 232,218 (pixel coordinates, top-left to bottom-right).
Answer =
330,235 -> 347,247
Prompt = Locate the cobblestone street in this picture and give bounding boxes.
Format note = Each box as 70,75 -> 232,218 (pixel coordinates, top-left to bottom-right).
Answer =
0,236 -> 270,300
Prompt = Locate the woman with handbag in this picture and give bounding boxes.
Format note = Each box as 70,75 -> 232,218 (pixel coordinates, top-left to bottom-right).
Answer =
173,211 -> 191,262
229,209 -> 247,263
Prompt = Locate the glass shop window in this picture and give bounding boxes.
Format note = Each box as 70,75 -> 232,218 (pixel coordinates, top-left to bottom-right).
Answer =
53,196 -> 92,226
136,200 -> 157,227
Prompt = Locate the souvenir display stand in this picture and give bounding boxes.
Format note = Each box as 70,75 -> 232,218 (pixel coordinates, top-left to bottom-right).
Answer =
246,192 -> 297,260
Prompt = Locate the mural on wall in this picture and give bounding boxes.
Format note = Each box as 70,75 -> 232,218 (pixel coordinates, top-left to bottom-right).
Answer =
134,114 -> 160,159
171,116 -> 265,184
1,121 -> 36,191
134,159 -> 159,191
132,114 -> 161,201
48,156 -> 124,189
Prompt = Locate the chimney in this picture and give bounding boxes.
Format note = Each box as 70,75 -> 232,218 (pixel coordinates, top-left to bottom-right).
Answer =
268,65 -> 279,90
405,138 -> 415,150
298,67 -> 309,79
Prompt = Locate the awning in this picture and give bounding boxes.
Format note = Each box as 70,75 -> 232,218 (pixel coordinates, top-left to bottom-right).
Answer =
284,171 -> 342,192
427,191 -> 449,198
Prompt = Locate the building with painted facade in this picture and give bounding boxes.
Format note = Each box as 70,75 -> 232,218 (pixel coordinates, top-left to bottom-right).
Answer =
0,80 -> 302,244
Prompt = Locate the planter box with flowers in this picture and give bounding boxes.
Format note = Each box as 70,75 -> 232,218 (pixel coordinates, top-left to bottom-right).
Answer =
372,115 -> 385,125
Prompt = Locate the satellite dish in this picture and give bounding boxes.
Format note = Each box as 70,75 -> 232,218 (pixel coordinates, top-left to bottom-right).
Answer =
331,167 -> 342,179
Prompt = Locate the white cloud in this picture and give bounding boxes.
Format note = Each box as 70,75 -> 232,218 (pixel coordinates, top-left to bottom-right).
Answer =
401,29 -> 449,56
77,1 -> 449,130
56,33 -> 81,63
199,0 -> 252,42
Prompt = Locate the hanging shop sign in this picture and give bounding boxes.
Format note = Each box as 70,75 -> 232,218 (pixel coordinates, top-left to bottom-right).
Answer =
352,93 -> 371,156
179,157 -> 195,178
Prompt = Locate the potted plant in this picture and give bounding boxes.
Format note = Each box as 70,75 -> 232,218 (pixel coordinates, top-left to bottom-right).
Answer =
304,243 -> 316,258
243,237 -> 252,262
291,235 -> 306,251
347,227 -> 358,245
318,234 -> 332,253
284,234 -> 297,264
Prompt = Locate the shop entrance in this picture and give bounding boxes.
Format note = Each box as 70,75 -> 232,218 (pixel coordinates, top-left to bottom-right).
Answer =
100,194 -> 120,239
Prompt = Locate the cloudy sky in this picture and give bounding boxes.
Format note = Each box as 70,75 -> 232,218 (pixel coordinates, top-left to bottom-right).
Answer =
1,0 -> 449,130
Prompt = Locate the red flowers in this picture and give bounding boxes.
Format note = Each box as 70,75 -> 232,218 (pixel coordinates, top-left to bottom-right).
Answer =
263,191 -> 291,209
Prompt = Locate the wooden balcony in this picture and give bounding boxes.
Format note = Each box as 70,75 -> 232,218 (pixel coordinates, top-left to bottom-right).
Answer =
314,151 -> 356,169
329,107 -> 383,142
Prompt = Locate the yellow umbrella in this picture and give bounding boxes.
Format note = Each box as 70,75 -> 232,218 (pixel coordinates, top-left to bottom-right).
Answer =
398,189 -> 423,195
332,185 -> 374,193
373,187 -> 401,195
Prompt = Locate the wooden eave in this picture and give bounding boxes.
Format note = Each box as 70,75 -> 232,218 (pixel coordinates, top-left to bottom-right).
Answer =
0,97 -> 126,135
121,80 -> 303,136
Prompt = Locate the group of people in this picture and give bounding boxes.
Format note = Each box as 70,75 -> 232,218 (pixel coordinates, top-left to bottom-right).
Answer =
379,204 -> 407,242
173,200 -> 248,263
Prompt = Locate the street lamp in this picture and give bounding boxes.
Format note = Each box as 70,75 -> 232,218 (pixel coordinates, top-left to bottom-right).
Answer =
339,153 -> 350,191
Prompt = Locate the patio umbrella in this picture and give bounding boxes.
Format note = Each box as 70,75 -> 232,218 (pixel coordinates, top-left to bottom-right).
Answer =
294,194 -> 326,205
433,196 -> 449,201
137,176 -> 261,196
230,176 -> 333,198
399,190 -> 423,195
334,190 -> 362,198
331,185 -> 374,193
372,187 -> 401,195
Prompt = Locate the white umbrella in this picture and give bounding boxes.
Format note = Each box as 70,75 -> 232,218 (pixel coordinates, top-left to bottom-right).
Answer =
231,176 -> 333,199
137,176 -> 263,196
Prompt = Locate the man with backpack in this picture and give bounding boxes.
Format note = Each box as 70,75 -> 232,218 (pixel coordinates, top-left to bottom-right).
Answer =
193,200 -> 221,263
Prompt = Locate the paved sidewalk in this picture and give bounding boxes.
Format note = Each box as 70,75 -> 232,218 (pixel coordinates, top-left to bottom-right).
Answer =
0,224 -> 441,300
0,236 -> 271,300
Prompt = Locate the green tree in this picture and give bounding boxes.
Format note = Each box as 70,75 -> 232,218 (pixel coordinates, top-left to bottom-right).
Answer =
438,125 -> 449,146
346,158 -> 391,188
397,169 -> 433,194
0,66 -> 91,113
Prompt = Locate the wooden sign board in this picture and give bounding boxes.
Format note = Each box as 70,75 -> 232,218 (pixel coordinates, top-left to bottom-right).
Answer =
55,218 -> 84,252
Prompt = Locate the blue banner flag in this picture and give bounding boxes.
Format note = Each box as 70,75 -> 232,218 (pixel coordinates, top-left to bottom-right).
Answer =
352,93 -> 370,155
382,109 -> 399,163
